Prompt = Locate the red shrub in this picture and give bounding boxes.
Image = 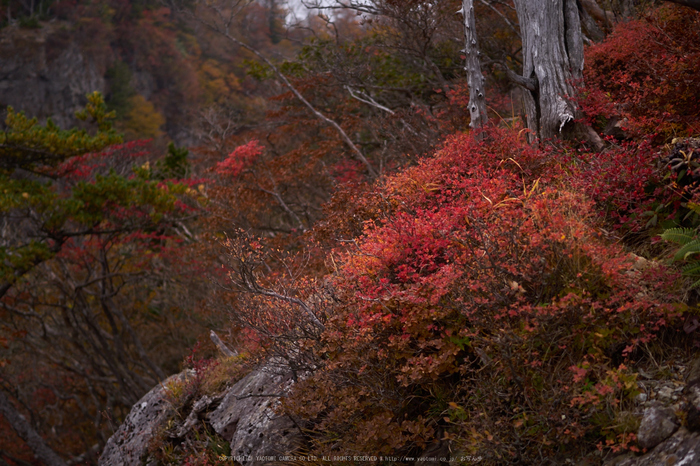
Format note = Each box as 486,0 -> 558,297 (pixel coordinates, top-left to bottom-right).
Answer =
215,140 -> 264,178
582,5 -> 700,142
571,139 -> 672,232
284,128 -> 681,461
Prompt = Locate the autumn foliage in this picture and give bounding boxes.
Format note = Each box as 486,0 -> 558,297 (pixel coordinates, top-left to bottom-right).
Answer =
204,6 -> 700,463
6,1 -> 700,465
0,94 -> 213,464
582,4 -> 700,142
215,139 -> 264,178
277,127 -> 682,462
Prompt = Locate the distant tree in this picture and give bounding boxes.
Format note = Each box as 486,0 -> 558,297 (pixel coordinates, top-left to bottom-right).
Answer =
170,0 -> 379,177
265,0 -> 285,44
0,93 -> 205,463
105,60 -> 137,120
0,391 -> 66,465
300,0 -> 592,143
122,94 -> 166,140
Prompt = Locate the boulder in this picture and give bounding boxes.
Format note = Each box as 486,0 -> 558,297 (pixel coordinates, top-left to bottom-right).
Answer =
207,360 -> 303,463
637,401 -> 679,450
607,428 -> 700,466
98,371 -> 187,466
99,360 -> 303,466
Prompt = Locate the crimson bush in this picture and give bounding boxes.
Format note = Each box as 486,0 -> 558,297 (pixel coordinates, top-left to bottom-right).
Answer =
283,128 -> 681,462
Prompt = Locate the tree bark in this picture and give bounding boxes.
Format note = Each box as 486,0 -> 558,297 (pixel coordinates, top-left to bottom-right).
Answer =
0,390 -> 66,466
513,0 -> 584,141
578,0 -> 606,43
459,0 -> 488,138
580,0 -> 615,26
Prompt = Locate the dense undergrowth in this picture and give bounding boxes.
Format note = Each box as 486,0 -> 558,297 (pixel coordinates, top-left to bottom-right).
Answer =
281,127 -> 686,463
216,5 -> 700,463
157,113 -> 700,463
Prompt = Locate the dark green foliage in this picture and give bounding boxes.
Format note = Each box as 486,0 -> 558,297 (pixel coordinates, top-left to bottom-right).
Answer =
106,61 -> 137,120
156,142 -> 190,179
661,227 -> 700,287
1,95 -> 120,173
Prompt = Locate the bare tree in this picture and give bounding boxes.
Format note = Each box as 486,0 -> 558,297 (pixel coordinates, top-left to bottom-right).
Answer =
216,231 -> 328,375
512,0 -> 584,141
170,0 -> 378,177
459,0 -> 488,138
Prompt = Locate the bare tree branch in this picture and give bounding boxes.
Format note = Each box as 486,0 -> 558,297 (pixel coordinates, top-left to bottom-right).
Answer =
0,389 -> 66,466
345,86 -> 395,114
171,1 -> 379,178
484,59 -> 538,91
210,330 -> 238,357
478,0 -> 520,38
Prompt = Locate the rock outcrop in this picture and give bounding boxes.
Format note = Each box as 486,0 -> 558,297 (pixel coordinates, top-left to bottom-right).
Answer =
604,356 -> 700,466
99,371 -> 186,466
101,346 -> 700,466
207,362 -> 302,462
98,360 -> 303,466
607,428 -> 700,466
0,22 -> 105,129
636,402 -> 679,450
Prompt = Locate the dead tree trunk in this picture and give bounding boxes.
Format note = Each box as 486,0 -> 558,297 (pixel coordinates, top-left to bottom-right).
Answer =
513,0 -> 584,141
459,0 -> 488,138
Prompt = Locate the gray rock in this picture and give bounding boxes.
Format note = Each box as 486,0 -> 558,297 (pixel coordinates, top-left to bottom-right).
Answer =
637,402 -> 679,450
606,428 -> 700,466
684,384 -> 700,432
173,395 -> 215,438
658,386 -> 675,401
687,385 -> 700,410
208,360 -> 302,464
98,371 -> 188,466
0,22 -> 105,129
99,359 -> 304,466
687,357 -> 700,387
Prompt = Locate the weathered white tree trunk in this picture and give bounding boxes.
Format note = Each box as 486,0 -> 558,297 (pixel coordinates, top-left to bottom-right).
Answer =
513,0 -> 584,141
459,0 -> 488,138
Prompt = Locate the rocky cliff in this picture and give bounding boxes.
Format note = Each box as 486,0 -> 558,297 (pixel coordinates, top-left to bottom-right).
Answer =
0,21 -> 105,129
98,358 -> 304,466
